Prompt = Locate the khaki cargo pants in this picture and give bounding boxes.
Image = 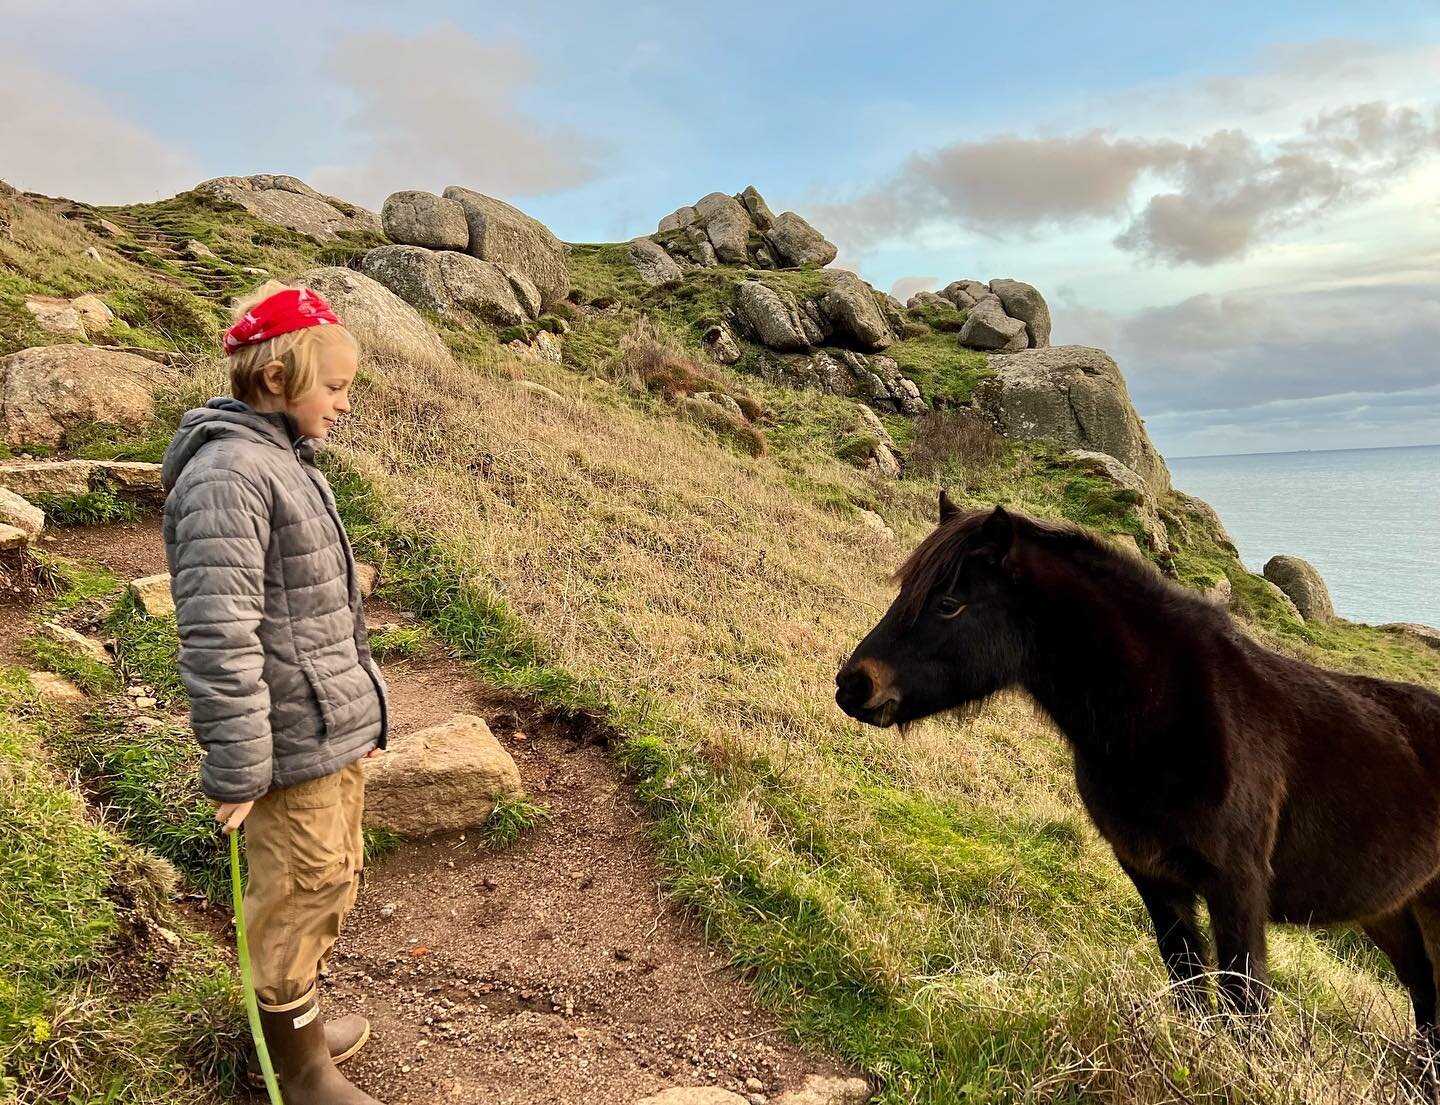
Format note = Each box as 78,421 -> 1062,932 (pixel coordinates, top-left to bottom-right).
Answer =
243,761 -> 366,1005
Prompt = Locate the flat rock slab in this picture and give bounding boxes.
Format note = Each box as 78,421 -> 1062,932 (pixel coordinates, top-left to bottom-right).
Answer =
0,459 -> 162,500
363,713 -> 522,837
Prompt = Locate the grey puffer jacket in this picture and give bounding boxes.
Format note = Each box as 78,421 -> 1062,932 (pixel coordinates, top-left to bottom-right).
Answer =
162,398 -> 388,803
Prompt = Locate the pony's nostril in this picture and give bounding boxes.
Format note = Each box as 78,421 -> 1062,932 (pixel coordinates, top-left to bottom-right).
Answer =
836,667 -> 872,709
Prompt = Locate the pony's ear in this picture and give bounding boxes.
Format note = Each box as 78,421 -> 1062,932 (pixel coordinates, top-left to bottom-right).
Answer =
938,488 -> 960,523
975,505 -> 1015,556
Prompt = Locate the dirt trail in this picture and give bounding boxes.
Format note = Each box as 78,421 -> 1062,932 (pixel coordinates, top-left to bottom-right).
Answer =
12,519 -> 859,1104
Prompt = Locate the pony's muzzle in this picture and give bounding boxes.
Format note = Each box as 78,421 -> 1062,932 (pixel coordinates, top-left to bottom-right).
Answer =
835,660 -> 900,726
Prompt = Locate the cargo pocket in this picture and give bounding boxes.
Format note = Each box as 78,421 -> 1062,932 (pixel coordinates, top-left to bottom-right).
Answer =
281,771 -> 348,893
299,657 -> 339,740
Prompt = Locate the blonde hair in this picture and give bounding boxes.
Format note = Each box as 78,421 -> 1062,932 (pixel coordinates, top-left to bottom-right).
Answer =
227,280 -> 358,405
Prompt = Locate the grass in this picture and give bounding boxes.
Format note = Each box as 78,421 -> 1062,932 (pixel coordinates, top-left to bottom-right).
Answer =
0,672 -> 242,1102
885,331 -> 992,407
319,325 -> 1440,1103
480,795 -> 553,850
368,623 -> 429,661
31,486 -> 142,527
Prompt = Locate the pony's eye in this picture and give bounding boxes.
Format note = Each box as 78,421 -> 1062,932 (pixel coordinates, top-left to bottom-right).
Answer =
935,595 -> 967,618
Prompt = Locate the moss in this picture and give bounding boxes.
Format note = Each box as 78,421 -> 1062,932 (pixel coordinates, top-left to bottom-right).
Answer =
885,332 -> 991,406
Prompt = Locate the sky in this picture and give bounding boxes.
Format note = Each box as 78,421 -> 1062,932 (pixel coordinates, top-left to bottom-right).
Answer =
2,1 -> 1438,457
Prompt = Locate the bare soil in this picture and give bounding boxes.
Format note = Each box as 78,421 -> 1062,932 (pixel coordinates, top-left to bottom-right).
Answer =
12,517 -> 859,1104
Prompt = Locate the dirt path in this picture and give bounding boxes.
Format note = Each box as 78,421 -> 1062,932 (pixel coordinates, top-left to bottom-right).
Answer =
14,521 -> 860,1104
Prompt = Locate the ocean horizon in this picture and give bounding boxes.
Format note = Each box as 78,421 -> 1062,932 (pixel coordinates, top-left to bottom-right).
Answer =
1168,443 -> 1440,629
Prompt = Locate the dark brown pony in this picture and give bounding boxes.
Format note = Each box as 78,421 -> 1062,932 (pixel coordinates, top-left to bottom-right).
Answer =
837,494 -> 1440,1036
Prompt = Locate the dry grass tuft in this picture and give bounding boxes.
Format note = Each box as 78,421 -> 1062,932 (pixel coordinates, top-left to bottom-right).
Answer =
606,316 -> 764,422
906,409 -> 1005,487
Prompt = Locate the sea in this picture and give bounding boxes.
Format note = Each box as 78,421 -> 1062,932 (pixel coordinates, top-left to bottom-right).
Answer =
1167,444 -> 1440,629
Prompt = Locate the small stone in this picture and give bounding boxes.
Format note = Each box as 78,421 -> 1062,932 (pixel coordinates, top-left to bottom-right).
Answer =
354,561 -> 379,598
745,1079 -> 765,1093
133,696 -> 157,709
380,902 -> 398,919
0,523 -> 29,550
28,671 -> 86,702
128,573 -> 175,617
37,622 -> 110,666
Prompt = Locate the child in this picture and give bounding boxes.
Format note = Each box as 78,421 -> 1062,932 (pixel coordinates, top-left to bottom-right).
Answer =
162,281 -> 389,1104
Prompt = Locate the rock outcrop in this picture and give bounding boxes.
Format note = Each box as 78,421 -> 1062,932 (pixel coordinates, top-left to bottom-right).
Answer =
381,190 -> 470,250
988,278 -> 1051,348
628,236 -> 684,288
0,346 -> 171,448
757,349 -> 924,416
649,185 -> 835,273
362,246 -> 532,328
974,345 -> 1171,498
300,266 -> 454,367
819,271 -> 894,352
1263,555 -> 1335,623
767,211 -> 839,268
1064,449 -> 1170,553
441,186 -> 570,303
735,280 -> 810,351
957,295 -> 1027,352
193,175 -> 381,240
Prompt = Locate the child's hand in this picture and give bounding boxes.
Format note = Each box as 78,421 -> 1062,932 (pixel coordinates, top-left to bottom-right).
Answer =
215,801 -> 255,833
364,747 -> 384,759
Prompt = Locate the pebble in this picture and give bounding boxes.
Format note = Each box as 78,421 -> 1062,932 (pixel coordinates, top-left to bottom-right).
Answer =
745,1078 -> 764,1092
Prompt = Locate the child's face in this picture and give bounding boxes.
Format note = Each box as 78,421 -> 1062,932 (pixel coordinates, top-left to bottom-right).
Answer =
287,341 -> 358,440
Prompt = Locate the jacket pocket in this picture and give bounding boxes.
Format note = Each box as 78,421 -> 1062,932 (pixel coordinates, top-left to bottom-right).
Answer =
299,656 -> 338,740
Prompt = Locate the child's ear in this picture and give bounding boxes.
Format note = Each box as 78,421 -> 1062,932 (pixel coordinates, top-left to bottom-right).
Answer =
260,360 -> 286,397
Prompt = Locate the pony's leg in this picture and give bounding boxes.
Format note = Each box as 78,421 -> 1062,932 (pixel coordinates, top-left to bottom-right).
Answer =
1122,863 -> 1210,1011
1386,904 -> 1440,1092
1206,880 -> 1269,1019
1363,908 -> 1436,1036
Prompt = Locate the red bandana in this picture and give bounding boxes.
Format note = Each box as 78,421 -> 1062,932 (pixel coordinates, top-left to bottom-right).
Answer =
222,287 -> 342,355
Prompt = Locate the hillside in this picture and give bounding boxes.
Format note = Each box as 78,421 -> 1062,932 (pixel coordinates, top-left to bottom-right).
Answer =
2,175 -> 1438,1104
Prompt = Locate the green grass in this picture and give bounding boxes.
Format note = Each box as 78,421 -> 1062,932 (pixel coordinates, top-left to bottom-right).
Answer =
31,486 -> 142,527
885,331 -> 991,407
0,673 -> 243,1102
480,795 -> 553,850
367,623 -> 429,661
59,422 -> 174,464
104,595 -> 188,707
19,636 -> 119,697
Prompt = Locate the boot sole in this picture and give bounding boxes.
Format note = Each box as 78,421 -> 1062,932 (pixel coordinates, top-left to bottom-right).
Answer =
245,1021 -> 370,1089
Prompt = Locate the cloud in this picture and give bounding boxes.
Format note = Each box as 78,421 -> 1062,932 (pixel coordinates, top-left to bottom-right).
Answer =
889,276 -> 937,301
1115,105 -> 1440,264
818,132 -> 1180,246
0,59 -> 200,202
819,102 -> 1440,267
308,25 -> 605,209
1054,275 -> 1440,422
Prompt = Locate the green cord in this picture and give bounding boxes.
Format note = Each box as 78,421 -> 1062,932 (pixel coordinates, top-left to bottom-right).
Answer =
231,829 -> 284,1105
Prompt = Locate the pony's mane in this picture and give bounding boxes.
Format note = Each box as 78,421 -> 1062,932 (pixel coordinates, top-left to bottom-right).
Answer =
892,506 -> 1195,623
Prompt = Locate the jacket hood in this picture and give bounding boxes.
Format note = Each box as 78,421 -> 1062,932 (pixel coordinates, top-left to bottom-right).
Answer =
162,398 -> 316,491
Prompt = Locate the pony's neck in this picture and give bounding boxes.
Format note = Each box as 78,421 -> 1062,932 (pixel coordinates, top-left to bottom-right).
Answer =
1017,554 -> 1178,758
